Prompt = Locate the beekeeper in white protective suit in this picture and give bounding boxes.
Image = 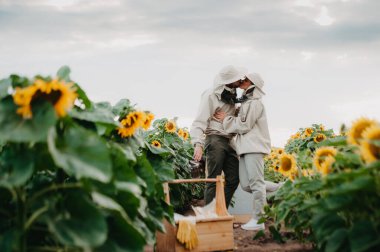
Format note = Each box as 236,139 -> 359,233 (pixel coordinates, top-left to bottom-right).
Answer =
214,73 -> 275,231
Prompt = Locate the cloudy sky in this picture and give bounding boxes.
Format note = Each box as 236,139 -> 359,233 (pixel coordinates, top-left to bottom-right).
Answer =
1,0 -> 379,146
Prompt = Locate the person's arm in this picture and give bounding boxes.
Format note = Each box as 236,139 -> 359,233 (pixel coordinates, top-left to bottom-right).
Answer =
222,100 -> 263,134
190,91 -> 213,160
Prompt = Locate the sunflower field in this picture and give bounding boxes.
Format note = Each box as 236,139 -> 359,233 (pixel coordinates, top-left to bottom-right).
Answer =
262,120 -> 380,252
143,118 -> 204,212
0,66 -> 180,251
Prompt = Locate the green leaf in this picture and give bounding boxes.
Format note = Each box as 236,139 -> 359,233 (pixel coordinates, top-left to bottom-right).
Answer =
112,99 -> 132,117
97,215 -> 146,252
0,228 -> 16,252
329,175 -> 375,195
70,102 -> 120,128
253,230 -> 265,240
91,192 -> 137,226
317,136 -> 347,147
349,220 -> 380,252
325,228 -> 348,252
324,195 -> 353,210
147,152 -> 174,182
312,213 -> 345,243
111,142 -> 136,162
48,124 -> 112,183
0,78 -> 11,99
134,153 -> 157,195
366,161 -> 380,169
57,65 -> 71,81
0,97 -> 57,142
46,192 -> 108,248
269,225 -> 284,243
74,83 -> 92,109
0,145 -> 34,187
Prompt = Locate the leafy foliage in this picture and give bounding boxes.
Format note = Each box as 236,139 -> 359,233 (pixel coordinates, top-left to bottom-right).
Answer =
264,122 -> 380,252
0,67 -> 174,252
144,118 -> 204,212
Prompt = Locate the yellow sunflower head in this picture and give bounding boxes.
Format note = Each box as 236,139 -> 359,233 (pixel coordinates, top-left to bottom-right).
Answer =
177,128 -> 185,137
313,147 -> 337,175
347,117 -> 378,145
13,79 -> 77,119
151,140 -> 161,148
319,156 -> 335,176
165,120 -> 177,133
182,130 -> 189,140
304,127 -> 314,136
142,113 -> 154,130
314,134 -> 327,143
276,148 -> 284,155
360,125 -> 380,163
319,124 -> 326,131
270,152 -> 277,159
279,153 -> 297,177
118,111 -> 143,138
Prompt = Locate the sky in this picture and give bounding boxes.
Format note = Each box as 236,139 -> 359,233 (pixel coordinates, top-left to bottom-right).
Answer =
1,0 -> 379,146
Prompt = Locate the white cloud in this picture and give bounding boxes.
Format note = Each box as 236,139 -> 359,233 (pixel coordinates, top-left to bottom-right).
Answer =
294,0 -> 316,7
1,0 -> 379,148
35,0 -> 121,11
330,97 -> 380,122
222,46 -> 254,56
315,6 -> 335,26
301,51 -> 316,60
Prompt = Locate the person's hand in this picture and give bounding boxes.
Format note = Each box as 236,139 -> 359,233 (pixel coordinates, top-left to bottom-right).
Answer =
193,145 -> 203,161
213,110 -> 227,121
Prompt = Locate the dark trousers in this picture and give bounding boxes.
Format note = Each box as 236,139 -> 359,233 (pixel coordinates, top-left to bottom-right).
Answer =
204,135 -> 239,207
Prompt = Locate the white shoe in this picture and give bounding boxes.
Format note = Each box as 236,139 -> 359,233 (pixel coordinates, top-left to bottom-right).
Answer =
241,218 -> 265,231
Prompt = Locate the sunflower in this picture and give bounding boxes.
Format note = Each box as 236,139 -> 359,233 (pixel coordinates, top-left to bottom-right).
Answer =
276,148 -> 284,155
273,160 -> 280,171
278,153 -> 297,177
319,156 -> 335,176
313,147 -> 337,174
314,134 -> 326,143
302,169 -> 315,177
291,132 -> 301,139
273,165 -> 280,172
177,128 -> 185,138
151,140 -> 161,148
347,117 -> 378,145
360,125 -> 380,163
319,124 -> 326,131
142,113 -> 154,130
13,79 -> 77,118
118,111 -> 144,138
165,120 -> 177,133
182,130 -> 189,140
303,127 -> 314,138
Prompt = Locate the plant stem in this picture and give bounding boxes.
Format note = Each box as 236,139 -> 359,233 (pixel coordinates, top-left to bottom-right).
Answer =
24,205 -> 49,231
16,188 -> 27,252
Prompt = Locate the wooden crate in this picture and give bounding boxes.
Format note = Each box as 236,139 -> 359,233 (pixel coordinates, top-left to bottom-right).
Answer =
156,176 -> 234,252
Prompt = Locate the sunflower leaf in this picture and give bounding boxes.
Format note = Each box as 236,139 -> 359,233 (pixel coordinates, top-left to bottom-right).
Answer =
56,66 -> 71,82
0,78 -> 11,99
0,145 -> 34,187
47,123 -> 112,183
0,97 -> 57,143
46,192 -> 108,248
73,83 -> 92,109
